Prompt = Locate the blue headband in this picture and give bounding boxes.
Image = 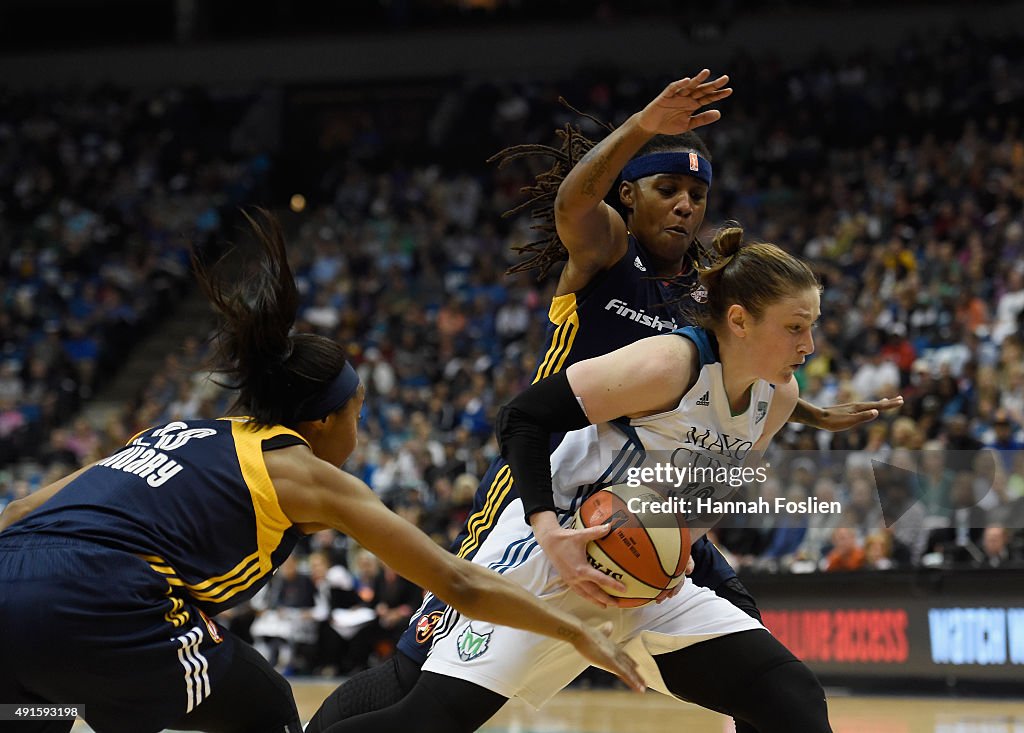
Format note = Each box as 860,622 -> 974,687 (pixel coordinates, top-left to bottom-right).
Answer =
294,361 -> 361,422
620,151 -> 712,188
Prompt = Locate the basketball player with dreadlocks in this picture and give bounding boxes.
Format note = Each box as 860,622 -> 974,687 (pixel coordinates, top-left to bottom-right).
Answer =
307,69 -> 901,731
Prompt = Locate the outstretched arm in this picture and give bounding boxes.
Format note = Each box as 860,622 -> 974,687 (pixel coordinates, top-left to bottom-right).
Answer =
268,447 -> 645,692
790,396 -> 904,432
0,463 -> 94,533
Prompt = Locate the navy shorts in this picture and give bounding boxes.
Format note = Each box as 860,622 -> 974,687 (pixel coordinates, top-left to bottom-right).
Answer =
0,535 -> 294,733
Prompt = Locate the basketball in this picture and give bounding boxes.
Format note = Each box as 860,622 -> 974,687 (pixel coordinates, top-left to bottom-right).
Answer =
574,484 -> 691,608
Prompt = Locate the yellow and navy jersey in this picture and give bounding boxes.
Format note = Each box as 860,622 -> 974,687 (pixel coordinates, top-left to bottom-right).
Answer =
3,418 -> 306,618
533,235 -> 687,383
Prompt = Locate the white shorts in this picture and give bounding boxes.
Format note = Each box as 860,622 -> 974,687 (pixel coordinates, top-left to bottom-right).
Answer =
421,499 -> 763,708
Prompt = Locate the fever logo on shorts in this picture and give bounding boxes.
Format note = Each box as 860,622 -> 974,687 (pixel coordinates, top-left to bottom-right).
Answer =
457,624 -> 491,662
415,610 -> 444,644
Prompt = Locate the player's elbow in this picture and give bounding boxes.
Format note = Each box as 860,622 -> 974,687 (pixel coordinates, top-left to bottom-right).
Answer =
0,498 -> 30,532
554,187 -> 588,224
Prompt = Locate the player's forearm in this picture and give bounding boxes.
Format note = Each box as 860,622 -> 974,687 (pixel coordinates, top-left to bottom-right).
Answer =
453,559 -> 588,644
788,398 -> 821,428
0,463 -> 91,532
555,114 -> 654,217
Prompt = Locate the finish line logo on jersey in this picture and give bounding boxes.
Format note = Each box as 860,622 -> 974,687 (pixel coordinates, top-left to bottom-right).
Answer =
604,299 -> 678,332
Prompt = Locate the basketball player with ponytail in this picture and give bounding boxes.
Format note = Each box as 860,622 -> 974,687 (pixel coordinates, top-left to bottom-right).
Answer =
311,69 -> 898,732
320,226 -> 836,733
0,210 -> 642,733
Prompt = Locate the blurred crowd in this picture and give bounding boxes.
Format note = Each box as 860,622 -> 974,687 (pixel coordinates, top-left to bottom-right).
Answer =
2,24 -> 1024,674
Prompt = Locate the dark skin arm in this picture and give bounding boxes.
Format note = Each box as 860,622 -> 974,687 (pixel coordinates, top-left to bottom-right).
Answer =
266,445 -> 645,692
790,395 -> 904,431
0,463 -> 94,533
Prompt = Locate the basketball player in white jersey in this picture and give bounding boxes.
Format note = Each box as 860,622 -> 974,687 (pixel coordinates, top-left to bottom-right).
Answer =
320,225 -> 837,732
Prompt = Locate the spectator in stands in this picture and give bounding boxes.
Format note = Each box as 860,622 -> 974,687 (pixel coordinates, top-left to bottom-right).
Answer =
823,527 -> 866,572
974,524 -> 1018,568
863,532 -> 895,571
251,555 -> 319,674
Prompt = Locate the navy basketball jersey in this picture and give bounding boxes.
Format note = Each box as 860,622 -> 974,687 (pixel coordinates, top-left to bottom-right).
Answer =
4,417 -> 305,622
452,237 -> 684,560
532,235 -> 683,382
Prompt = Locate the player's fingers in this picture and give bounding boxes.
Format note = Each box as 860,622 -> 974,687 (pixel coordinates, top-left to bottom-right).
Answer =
651,583 -> 677,604
693,76 -> 730,97
672,70 -> 711,93
590,570 -> 628,595
698,86 -> 733,103
576,523 -> 614,541
869,396 -> 904,410
687,68 -> 712,85
579,579 -> 621,606
612,651 -> 646,693
688,110 -> 723,129
695,87 -> 733,105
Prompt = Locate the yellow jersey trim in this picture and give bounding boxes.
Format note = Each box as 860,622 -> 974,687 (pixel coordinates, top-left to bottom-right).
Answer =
535,293 -> 580,382
457,465 -> 513,558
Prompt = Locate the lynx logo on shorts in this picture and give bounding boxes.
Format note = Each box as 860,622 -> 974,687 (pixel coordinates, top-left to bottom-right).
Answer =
415,610 -> 444,644
457,624 -> 491,661
754,401 -> 768,424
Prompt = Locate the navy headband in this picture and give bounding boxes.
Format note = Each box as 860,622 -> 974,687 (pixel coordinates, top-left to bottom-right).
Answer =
620,151 -> 712,188
294,361 -> 361,422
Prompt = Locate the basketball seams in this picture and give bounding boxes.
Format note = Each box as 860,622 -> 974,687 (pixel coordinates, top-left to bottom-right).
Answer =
576,485 -> 691,605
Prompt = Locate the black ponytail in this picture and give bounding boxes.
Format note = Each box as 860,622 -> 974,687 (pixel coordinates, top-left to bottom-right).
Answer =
193,208 -> 349,427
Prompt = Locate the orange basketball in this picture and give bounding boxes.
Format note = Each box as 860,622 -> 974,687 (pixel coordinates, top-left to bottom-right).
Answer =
574,484 -> 691,608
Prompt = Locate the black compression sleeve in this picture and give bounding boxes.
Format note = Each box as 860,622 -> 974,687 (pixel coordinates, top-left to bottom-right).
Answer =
495,371 -> 592,520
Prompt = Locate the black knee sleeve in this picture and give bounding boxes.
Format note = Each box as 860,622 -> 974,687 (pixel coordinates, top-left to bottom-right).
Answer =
656,629 -> 831,733
305,653 -> 421,733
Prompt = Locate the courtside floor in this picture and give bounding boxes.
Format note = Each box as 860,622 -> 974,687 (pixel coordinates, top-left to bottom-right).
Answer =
67,681 -> 1024,732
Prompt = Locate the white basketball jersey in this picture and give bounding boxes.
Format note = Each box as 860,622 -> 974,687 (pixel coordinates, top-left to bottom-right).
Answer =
549,326 -> 775,539
422,327 -> 771,705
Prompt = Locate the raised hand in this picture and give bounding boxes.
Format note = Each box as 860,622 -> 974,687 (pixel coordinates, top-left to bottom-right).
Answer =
636,69 -> 732,136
